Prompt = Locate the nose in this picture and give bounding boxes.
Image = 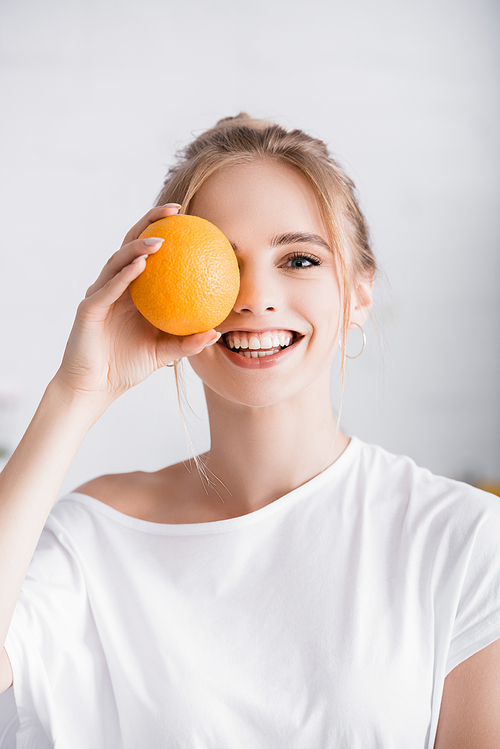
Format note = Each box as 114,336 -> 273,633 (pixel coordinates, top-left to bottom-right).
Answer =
232,263 -> 276,316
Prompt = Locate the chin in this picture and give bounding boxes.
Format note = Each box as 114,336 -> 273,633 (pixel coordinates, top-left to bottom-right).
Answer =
202,378 -> 298,410
188,348 -> 335,410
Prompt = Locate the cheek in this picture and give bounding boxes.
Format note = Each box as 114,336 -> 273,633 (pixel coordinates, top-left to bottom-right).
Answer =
303,287 -> 343,345
186,349 -> 213,383
187,347 -> 238,397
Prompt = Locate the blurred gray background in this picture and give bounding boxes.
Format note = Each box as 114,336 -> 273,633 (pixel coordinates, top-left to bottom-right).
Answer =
0,0 -> 499,736
0,0 -> 499,498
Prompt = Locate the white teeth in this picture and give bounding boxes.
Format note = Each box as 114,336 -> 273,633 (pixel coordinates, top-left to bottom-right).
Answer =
240,349 -> 277,358
224,331 -> 296,351
248,336 -> 260,350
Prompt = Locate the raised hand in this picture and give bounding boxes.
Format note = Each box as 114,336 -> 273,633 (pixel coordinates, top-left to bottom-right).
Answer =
54,204 -> 220,404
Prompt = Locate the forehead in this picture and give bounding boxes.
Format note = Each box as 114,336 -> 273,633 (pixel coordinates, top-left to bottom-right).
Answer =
189,159 -> 328,245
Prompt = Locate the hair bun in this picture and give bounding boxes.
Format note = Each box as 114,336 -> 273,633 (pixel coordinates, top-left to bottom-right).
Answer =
213,113 -> 277,133
215,113 -> 252,127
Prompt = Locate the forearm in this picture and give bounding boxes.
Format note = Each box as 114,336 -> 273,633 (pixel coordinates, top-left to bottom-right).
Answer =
0,202 -> 202,652
0,376 -> 110,649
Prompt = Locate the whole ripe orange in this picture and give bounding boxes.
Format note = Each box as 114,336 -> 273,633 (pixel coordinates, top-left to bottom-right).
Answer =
129,214 -> 240,336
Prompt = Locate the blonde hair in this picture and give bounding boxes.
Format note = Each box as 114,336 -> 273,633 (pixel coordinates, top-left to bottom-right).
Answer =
156,114 -> 376,483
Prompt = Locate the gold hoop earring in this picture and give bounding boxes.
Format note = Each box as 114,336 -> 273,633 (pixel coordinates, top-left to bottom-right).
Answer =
344,322 -> 366,359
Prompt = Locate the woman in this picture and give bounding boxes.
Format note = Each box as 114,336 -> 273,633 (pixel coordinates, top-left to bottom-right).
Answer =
1,114 -> 499,748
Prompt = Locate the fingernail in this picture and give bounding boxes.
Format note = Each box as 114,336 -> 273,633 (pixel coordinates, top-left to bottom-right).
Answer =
203,332 -> 221,346
143,237 -> 164,246
162,203 -> 182,210
132,254 -> 148,264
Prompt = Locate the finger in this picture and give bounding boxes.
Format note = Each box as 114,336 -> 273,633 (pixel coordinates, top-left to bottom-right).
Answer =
156,331 -> 222,367
121,203 -> 182,246
86,203 -> 182,299
180,330 -> 222,356
85,236 -> 164,298
81,255 -> 150,318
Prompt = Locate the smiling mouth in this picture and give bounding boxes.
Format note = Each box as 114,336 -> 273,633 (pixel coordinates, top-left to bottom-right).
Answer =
221,330 -> 299,358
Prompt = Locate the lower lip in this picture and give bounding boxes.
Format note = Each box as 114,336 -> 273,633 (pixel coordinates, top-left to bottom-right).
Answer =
216,337 -> 304,369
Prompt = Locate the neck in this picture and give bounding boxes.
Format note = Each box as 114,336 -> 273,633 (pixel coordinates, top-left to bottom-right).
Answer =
200,370 -> 349,514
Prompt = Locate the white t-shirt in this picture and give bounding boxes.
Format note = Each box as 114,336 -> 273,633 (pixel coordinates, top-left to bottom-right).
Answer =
5,437 -> 500,748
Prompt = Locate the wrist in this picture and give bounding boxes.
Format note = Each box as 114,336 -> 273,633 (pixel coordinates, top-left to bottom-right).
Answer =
46,374 -> 115,428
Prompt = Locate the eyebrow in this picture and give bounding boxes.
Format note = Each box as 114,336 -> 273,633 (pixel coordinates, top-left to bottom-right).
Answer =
230,232 -> 333,254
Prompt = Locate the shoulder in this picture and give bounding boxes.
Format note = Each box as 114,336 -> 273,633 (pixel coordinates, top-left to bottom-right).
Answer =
71,462 -> 192,522
73,471 -> 152,513
353,439 -> 500,532
356,439 -> 496,502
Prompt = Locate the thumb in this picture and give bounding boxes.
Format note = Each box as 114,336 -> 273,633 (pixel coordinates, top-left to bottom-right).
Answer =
157,330 -> 221,367
181,330 -> 222,356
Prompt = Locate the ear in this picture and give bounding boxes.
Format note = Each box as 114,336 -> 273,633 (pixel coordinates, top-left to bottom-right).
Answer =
349,275 -> 373,328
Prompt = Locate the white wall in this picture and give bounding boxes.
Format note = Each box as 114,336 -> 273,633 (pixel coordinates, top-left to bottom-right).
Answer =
0,0 -> 499,497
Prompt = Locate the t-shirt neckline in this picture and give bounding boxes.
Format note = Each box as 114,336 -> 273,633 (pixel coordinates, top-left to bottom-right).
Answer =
65,436 -> 361,535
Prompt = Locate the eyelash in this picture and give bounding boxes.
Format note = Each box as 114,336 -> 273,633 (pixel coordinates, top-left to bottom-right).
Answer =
283,252 -> 322,269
